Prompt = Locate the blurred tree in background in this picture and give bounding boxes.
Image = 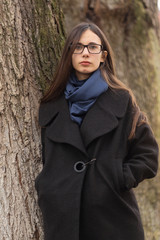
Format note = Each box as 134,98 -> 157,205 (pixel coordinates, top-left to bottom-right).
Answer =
60,0 -> 160,239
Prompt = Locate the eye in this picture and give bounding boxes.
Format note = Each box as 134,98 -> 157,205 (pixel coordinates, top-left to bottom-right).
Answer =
89,44 -> 98,50
75,44 -> 83,50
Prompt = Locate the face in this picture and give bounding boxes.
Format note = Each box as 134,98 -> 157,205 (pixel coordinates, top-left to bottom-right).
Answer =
71,29 -> 105,80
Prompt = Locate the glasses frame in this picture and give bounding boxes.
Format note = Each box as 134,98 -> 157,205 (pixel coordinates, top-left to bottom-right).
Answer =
72,43 -> 103,54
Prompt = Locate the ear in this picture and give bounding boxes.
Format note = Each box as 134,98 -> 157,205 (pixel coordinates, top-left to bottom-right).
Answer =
100,51 -> 108,63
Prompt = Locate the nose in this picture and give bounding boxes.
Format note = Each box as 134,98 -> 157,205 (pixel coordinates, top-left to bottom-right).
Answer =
82,46 -> 89,55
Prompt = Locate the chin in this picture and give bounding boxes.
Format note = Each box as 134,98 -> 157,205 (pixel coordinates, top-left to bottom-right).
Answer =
81,69 -> 94,74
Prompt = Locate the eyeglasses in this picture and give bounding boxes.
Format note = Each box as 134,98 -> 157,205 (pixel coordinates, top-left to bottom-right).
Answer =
73,43 -> 103,54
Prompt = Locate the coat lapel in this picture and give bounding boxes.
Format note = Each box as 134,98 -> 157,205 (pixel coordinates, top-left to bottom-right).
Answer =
39,89 -> 130,153
39,95 -> 88,156
80,88 -> 130,147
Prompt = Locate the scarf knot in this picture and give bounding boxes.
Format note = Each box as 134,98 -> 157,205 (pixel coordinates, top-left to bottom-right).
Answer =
64,69 -> 108,125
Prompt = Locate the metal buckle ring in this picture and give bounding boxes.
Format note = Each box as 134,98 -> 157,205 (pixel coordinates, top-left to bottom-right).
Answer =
74,161 -> 86,173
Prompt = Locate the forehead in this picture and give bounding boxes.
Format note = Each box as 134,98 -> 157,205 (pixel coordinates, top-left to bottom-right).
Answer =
78,29 -> 101,44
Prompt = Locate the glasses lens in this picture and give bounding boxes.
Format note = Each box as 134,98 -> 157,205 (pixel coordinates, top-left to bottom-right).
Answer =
88,44 -> 101,53
74,44 -> 83,54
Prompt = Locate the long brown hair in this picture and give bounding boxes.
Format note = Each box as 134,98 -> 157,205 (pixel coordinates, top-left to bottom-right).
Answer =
41,22 -> 147,139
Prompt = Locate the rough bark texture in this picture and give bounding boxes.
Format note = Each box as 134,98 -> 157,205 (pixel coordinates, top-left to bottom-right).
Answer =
0,0 -> 65,239
60,0 -> 160,239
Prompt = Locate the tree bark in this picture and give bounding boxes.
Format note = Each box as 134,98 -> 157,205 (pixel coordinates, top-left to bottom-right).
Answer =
0,0 -> 65,239
60,1 -> 160,239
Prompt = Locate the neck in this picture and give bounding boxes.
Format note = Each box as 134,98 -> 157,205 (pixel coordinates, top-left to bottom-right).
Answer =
75,71 -> 92,81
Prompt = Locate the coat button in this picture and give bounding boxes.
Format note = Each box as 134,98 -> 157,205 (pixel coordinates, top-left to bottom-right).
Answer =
74,161 -> 86,173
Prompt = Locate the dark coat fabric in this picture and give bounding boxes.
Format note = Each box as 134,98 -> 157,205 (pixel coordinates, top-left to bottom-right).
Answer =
35,88 -> 159,240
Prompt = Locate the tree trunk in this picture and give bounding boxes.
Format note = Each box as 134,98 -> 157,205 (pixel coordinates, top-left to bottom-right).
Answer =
60,0 -> 160,239
0,0 -> 65,239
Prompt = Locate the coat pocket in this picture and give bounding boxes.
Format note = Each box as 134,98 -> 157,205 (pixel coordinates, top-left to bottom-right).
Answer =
116,159 -> 137,191
115,158 -> 126,191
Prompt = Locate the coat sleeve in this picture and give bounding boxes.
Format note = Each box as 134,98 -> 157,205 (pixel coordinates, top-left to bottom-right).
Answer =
123,111 -> 159,191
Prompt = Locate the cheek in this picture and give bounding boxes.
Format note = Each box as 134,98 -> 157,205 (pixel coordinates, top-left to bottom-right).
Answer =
71,55 -> 78,68
95,56 -> 103,66
99,53 -> 104,63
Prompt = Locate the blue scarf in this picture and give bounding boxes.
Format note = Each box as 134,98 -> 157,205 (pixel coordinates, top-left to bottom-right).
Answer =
64,69 -> 108,125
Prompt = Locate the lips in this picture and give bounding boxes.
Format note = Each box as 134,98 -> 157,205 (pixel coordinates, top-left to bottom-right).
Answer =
80,61 -> 91,66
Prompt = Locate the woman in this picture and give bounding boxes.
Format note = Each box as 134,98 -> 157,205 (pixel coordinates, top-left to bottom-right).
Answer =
35,22 -> 159,240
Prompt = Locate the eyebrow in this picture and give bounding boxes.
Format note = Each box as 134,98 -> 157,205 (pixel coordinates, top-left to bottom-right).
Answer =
77,42 -> 100,45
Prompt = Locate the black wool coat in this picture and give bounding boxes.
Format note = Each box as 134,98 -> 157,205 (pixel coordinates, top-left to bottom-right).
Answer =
35,88 -> 159,240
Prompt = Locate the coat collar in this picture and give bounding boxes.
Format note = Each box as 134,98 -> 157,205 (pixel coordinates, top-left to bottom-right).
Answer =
39,88 -> 130,153
80,89 -> 130,146
39,95 -> 88,156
